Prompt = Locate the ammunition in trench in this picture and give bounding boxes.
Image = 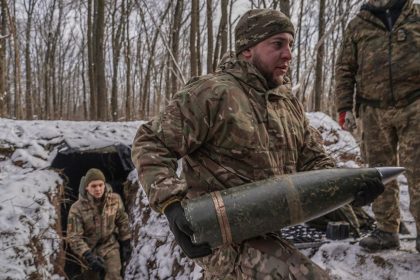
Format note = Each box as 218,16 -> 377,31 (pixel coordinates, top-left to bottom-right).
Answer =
183,167 -> 405,248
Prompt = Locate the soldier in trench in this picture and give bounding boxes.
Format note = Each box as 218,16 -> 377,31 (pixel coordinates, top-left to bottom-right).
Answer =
67,168 -> 132,280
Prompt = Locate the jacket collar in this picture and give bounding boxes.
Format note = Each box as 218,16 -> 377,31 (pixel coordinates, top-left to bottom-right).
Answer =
358,0 -> 413,29
220,55 -> 292,101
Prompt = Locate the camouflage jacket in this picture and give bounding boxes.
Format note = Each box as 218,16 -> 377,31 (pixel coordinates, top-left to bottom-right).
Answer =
132,57 -> 335,213
335,0 -> 420,112
67,182 -> 131,257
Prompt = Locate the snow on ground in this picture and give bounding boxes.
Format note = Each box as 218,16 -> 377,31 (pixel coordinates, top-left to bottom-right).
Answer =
0,113 -> 419,279
310,183 -> 418,280
0,165 -> 63,279
308,112 -> 362,168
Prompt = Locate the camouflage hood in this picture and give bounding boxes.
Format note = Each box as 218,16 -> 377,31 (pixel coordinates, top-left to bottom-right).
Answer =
78,175 -> 113,200
362,0 -> 406,11
358,0 -> 413,25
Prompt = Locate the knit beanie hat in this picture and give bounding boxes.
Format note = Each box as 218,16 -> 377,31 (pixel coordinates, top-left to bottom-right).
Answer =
235,9 -> 295,55
84,168 -> 106,188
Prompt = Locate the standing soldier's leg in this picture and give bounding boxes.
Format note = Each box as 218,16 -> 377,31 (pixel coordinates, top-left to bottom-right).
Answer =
103,249 -> 123,280
397,99 -> 420,252
359,106 -> 400,250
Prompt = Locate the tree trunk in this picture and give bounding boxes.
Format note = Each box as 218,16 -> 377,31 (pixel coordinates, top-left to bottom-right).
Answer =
111,0 -> 125,121
190,0 -> 198,77
171,0 -> 184,97
314,0 -> 325,112
9,5 -> 22,119
125,0 -> 132,120
280,0 -> 290,16
134,31 -> 143,119
139,1 -> 171,119
219,0 -> 228,59
50,0 -> 63,120
87,0 -> 96,120
81,48 -> 88,120
206,0 -> 213,74
196,0 -> 202,76
94,0 -> 107,121
296,0 -> 304,99
0,0 -> 7,117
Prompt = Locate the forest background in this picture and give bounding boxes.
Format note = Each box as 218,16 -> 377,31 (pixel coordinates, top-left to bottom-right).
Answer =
0,0 -> 363,122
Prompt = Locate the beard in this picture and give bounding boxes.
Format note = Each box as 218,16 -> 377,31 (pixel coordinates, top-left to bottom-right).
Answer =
251,54 -> 284,89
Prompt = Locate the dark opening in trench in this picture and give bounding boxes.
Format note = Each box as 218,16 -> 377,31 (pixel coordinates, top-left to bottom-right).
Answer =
50,143 -> 134,279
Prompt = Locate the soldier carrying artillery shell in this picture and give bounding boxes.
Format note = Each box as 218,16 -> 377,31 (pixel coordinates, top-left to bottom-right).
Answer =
132,9 -> 385,279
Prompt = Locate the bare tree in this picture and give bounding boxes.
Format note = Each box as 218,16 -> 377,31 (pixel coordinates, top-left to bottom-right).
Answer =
206,0 -> 213,73
171,0 -> 184,97
23,0 -> 38,120
125,0 -> 133,120
87,0 -> 96,119
295,0 -> 305,101
9,2 -> 22,119
110,0 -> 125,121
212,0 -> 228,70
1,0 -> 364,121
314,0 -> 326,111
280,0 -> 290,16
138,1 -> 172,119
94,0 -> 107,120
0,0 -> 8,117
219,0 -> 228,58
190,0 -> 198,77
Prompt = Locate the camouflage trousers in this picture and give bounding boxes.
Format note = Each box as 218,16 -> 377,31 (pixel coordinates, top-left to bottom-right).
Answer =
360,98 -> 420,233
81,248 -> 122,280
195,235 -> 330,280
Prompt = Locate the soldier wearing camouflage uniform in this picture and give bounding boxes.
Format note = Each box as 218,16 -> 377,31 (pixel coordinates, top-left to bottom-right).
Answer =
67,168 -> 132,280
132,9 -> 383,279
335,0 -> 420,251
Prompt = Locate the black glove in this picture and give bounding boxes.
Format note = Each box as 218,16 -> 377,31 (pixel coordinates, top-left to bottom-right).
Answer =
352,177 -> 385,207
164,202 -> 212,259
83,250 -> 105,273
120,239 -> 132,262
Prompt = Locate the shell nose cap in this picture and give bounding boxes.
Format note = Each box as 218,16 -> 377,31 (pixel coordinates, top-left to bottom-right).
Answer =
376,167 -> 406,184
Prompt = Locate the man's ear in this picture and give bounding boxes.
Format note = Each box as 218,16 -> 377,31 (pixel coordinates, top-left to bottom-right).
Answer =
241,49 -> 252,60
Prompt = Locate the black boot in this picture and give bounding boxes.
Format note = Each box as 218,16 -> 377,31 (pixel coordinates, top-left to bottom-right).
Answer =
359,229 -> 399,251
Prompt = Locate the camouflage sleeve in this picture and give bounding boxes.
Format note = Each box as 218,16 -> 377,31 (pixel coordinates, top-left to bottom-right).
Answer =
131,89 -> 210,212
67,205 -> 90,257
115,194 -> 132,241
297,117 -> 336,171
335,23 -> 357,112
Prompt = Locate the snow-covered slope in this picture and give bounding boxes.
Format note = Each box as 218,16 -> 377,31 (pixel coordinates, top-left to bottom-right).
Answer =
0,114 -> 418,280
0,120 -> 142,279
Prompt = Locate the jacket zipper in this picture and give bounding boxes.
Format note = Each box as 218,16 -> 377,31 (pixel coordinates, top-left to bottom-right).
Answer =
386,9 -> 396,106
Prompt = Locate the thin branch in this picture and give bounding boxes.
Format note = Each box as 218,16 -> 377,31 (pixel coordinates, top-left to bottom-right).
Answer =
139,0 -> 186,84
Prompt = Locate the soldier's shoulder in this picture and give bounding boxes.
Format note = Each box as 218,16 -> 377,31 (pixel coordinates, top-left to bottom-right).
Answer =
69,200 -> 84,213
108,192 -> 123,204
108,192 -> 122,200
345,13 -> 368,33
176,73 -> 240,100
